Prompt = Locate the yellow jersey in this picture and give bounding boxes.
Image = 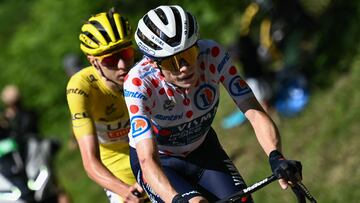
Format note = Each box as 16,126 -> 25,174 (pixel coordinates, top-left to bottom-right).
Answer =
66,66 -> 134,185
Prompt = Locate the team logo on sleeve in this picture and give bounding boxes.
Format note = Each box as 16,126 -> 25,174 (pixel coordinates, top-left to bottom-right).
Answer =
131,116 -> 151,138
124,89 -> 147,100
194,84 -> 216,110
229,76 -> 251,96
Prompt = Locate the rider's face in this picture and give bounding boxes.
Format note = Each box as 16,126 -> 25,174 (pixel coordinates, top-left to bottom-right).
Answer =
90,47 -> 135,86
157,45 -> 199,88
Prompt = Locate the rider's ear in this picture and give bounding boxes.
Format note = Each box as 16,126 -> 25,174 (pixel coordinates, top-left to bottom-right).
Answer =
88,56 -> 100,69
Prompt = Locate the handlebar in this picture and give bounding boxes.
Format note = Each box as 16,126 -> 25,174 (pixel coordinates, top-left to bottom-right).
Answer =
294,181 -> 317,203
216,174 -> 317,203
216,174 -> 277,203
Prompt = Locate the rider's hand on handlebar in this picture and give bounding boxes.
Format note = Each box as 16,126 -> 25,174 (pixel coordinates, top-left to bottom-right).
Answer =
124,183 -> 145,203
268,150 -> 302,189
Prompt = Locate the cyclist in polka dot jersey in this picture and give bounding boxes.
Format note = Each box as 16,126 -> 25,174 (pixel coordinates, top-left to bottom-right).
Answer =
124,5 -> 303,203
125,40 -> 251,155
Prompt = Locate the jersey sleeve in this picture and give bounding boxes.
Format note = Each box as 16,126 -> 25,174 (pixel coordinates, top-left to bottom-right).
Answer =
66,74 -> 95,139
123,68 -> 154,145
205,40 -> 254,107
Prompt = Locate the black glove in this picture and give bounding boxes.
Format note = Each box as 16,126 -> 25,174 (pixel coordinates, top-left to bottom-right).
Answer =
269,150 -> 302,183
172,194 -> 189,203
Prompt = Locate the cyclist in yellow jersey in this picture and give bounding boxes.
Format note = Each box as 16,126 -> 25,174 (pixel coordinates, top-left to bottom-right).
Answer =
66,8 -> 144,203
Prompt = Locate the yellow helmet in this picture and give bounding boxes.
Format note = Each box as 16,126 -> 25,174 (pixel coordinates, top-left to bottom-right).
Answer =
79,8 -> 133,56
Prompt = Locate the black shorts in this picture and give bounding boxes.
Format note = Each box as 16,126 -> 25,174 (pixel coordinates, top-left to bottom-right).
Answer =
130,127 -> 254,202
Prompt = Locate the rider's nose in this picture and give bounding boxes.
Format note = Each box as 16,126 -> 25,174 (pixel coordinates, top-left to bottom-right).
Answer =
117,59 -> 129,70
178,58 -> 192,73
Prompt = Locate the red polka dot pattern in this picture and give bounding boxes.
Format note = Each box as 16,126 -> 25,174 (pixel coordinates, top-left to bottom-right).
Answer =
211,46 -> 220,57
220,76 -> 225,82
130,105 -> 139,114
186,111 -> 193,118
151,79 -> 159,88
209,64 -> 216,74
132,78 -> 142,86
167,89 -> 174,96
159,88 -> 165,95
183,98 -> 190,106
146,88 -> 152,97
229,66 -> 237,75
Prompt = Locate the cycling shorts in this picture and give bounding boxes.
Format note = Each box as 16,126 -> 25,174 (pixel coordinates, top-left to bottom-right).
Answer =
130,128 -> 254,202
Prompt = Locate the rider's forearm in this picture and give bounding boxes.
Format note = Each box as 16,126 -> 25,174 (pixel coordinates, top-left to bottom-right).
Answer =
83,157 -> 130,198
139,154 -> 178,202
77,134 -> 131,199
245,109 -> 281,155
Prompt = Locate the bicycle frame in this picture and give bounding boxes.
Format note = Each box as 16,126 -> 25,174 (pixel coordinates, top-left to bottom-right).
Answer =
216,174 -> 317,203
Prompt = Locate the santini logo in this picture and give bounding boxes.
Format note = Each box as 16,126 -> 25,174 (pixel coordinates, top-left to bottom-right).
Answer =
67,88 -> 89,97
124,89 -> 147,100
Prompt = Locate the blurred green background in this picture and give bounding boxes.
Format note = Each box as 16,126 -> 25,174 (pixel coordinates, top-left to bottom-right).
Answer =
0,0 -> 359,202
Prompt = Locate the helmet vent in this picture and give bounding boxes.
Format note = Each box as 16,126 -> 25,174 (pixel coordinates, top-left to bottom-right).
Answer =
155,8 -> 168,25
143,14 -> 164,41
143,15 -> 172,48
107,11 -> 120,40
82,31 -> 99,47
90,20 -> 112,43
168,7 -> 182,47
187,12 -> 195,39
136,29 -> 161,50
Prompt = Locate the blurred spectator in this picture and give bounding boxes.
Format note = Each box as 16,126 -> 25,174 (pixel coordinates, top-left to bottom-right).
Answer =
1,84 -> 39,137
222,0 -> 313,128
1,84 -> 42,160
0,84 -> 72,203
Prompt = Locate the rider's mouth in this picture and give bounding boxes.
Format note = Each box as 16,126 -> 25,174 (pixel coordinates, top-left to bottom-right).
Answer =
116,73 -> 128,80
178,73 -> 195,82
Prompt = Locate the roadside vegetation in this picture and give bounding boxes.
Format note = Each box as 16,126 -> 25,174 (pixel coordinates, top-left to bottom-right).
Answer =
0,0 -> 359,202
